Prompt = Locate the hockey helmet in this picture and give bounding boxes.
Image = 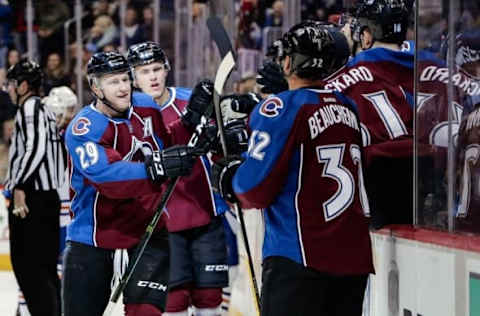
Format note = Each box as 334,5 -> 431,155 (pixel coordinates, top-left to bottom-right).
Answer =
353,0 -> 409,44
127,41 -> 170,70
6,58 -> 43,88
440,29 -> 480,79
44,86 -> 78,126
87,51 -> 131,84
268,21 -> 350,79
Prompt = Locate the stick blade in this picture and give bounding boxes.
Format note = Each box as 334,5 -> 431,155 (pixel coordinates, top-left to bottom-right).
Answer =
207,17 -> 234,59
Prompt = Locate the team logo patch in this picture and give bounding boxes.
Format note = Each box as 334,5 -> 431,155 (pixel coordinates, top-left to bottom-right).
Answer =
259,97 -> 283,118
72,117 -> 91,136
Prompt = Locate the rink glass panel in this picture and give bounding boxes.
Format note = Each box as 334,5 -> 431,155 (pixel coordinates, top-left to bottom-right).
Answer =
415,0 -> 480,233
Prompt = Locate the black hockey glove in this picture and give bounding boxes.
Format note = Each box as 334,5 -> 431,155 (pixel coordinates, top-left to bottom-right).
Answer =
182,79 -> 214,128
220,93 -> 261,116
211,157 -> 243,203
257,60 -> 289,94
195,119 -> 249,156
222,119 -> 249,156
145,145 -> 197,182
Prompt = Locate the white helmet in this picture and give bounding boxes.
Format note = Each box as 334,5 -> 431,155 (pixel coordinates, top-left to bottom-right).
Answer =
45,86 -> 78,128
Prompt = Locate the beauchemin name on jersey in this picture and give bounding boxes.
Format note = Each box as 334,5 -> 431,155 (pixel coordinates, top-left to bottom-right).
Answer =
233,88 -> 373,275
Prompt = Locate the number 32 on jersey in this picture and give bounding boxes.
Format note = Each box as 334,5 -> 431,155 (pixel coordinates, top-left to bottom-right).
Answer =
317,144 -> 370,221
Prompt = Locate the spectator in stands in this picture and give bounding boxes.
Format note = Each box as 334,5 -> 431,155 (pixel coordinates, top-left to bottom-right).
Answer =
237,1 -> 262,49
85,15 -> 118,53
101,43 -> 118,53
43,52 -> 70,95
91,0 -> 111,19
123,6 -> 147,48
5,48 -> 20,70
36,0 -> 70,66
264,0 -> 283,27
0,1 -> 12,70
142,5 -> 154,41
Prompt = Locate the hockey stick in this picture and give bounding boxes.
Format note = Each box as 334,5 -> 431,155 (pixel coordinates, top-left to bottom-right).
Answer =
207,16 -> 262,313
103,120 -> 209,316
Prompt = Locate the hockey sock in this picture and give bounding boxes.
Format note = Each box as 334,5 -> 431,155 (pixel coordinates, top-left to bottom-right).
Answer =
165,283 -> 192,312
191,288 -> 222,309
124,303 -> 163,316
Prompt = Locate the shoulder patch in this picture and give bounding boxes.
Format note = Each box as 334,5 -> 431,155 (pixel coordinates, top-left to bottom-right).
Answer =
259,97 -> 283,118
72,117 -> 91,136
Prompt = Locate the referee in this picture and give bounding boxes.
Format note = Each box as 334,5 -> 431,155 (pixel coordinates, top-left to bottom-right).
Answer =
4,59 -> 66,316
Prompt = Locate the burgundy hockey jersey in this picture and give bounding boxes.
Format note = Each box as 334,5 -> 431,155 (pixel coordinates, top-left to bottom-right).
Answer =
324,48 -> 414,166
159,87 -> 219,232
233,88 -> 374,275
66,92 -> 171,249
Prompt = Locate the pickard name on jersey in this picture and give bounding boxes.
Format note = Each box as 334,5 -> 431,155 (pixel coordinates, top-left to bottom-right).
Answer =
324,47 -> 414,163
66,92 -> 172,249
233,88 -> 373,275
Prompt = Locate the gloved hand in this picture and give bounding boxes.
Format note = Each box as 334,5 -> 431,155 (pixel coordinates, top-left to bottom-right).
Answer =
145,145 -> 198,182
182,79 -> 214,128
211,157 -> 243,203
220,93 -> 261,118
222,119 -> 249,156
256,60 -> 289,94
195,119 -> 249,156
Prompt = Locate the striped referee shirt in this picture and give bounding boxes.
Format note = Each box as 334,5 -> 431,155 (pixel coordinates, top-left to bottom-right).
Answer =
4,95 -> 66,192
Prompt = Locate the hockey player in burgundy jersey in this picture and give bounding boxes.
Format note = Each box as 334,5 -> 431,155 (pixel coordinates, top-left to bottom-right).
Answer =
127,42 -> 228,316
323,0 -> 414,228
212,22 -> 374,316
452,29 -> 480,233
62,52 -> 201,316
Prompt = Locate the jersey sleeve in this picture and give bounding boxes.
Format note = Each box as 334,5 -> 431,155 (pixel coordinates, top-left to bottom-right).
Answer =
10,99 -> 46,189
232,92 -> 302,209
65,116 -> 160,199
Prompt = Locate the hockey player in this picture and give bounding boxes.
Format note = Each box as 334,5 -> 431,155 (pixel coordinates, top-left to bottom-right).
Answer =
62,51 -> 205,316
452,29 -> 480,233
211,22 -> 374,316
127,41 -> 229,316
324,0 -> 414,228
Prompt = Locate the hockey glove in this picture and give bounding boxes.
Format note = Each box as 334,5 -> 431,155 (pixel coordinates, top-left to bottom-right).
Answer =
220,93 -> 261,118
145,145 -> 197,182
211,157 -> 243,203
222,119 -> 249,156
195,119 -> 249,156
182,79 -> 214,128
257,60 -> 289,94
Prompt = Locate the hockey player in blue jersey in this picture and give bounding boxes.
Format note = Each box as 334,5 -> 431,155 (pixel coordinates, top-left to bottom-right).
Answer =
62,51 -> 209,316
211,22 -> 374,316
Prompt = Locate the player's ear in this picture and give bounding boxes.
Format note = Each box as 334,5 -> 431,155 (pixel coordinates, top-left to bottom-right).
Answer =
91,79 -> 104,99
360,28 -> 373,50
282,56 -> 292,77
